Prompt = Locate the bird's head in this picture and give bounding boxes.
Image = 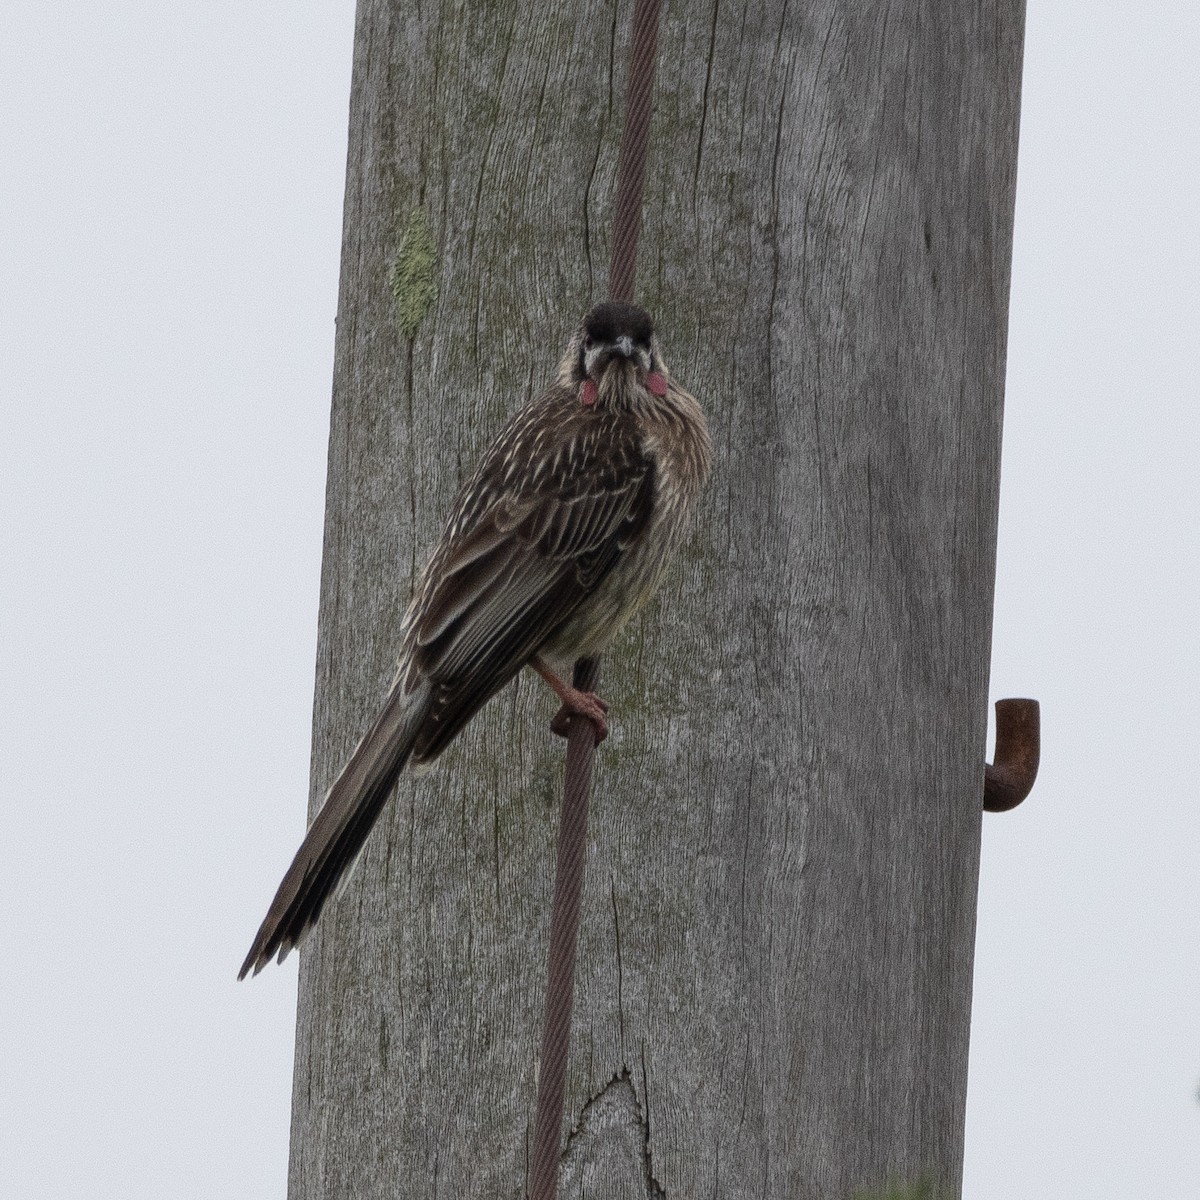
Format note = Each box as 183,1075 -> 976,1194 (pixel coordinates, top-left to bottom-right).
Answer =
561,302 -> 669,407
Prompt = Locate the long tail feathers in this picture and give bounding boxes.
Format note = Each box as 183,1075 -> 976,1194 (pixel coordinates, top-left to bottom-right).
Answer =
239,678 -> 432,979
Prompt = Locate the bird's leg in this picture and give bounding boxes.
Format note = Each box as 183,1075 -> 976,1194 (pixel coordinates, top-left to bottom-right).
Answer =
529,655 -> 610,744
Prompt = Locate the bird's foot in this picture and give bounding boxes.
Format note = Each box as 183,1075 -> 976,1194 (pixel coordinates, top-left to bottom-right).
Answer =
530,655 -> 610,745
549,690 -> 610,744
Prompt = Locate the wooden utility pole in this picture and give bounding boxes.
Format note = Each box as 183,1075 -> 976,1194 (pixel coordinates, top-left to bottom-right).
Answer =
288,1 -> 1026,1196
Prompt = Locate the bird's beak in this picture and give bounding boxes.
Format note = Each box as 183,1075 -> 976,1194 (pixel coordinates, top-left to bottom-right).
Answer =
616,335 -> 633,358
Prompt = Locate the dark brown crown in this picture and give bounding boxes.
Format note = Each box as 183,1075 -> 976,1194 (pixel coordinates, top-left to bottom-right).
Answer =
582,302 -> 654,346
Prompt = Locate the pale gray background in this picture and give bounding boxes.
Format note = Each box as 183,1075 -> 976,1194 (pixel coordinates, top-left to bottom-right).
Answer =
1,2 -> 1196,1197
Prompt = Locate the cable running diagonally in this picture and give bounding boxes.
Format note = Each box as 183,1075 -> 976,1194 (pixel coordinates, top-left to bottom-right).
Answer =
529,3 -> 663,1196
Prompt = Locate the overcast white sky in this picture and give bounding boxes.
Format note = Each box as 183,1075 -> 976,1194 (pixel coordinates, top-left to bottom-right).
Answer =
2,3 -> 1197,1197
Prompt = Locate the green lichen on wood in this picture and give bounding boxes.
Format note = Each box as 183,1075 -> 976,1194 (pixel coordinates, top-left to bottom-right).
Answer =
853,1181 -> 944,1200
390,208 -> 438,336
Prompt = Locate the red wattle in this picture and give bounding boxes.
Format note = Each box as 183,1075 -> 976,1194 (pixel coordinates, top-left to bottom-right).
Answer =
580,379 -> 598,407
647,372 -> 668,397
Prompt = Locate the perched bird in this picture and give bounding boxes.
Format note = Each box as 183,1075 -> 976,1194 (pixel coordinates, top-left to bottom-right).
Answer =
240,301 -> 711,978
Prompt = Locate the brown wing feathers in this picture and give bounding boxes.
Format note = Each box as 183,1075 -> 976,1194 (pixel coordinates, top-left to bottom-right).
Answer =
409,424 -> 655,762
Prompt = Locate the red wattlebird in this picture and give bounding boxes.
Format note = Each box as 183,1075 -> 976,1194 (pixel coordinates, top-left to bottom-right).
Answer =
240,302 -> 711,978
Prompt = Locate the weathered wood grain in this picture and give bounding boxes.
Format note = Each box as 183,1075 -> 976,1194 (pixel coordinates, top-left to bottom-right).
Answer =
288,0 -> 1025,1196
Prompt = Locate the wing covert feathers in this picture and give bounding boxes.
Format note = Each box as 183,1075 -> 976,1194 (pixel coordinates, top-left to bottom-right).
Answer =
401,388 -> 655,763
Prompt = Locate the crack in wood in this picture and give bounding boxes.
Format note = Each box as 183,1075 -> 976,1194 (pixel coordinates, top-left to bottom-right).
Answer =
559,1068 -> 666,1198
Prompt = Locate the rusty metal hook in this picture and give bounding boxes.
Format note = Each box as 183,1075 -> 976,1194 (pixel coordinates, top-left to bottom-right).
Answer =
983,698 -> 1040,812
